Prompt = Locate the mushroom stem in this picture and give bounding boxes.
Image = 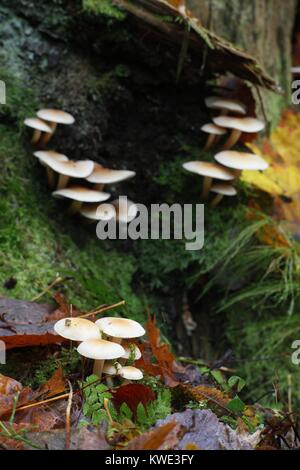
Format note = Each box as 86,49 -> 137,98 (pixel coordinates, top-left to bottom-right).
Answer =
41,122 -> 57,146
31,129 -> 42,145
106,376 -> 114,388
222,129 -> 242,150
203,135 -> 216,151
46,168 -> 56,188
109,337 -> 122,345
94,183 -> 105,191
57,174 -> 70,190
68,201 -> 83,214
202,176 -> 212,200
93,359 -> 104,378
210,194 -> 224,208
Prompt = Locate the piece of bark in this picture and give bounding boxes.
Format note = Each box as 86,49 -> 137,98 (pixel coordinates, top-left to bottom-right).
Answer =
0,297 -> 78,349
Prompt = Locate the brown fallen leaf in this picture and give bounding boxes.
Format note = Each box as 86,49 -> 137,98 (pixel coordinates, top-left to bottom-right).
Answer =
0,374 -> 22,395
136,313 -> 179,387
38,367 -> 66,398
0,297 -> 80,349
126,421 -> 184,450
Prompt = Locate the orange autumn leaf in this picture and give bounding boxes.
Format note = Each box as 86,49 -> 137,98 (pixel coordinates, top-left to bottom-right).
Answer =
38,367 -> 66,398
136,313 -> 178,386
127,421 -> 182,450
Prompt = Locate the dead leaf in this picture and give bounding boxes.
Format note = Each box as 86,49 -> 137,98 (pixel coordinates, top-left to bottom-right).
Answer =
0,374 -> 22,395
136,313 -> 179,386
155,409 -> 256,450
112,384 -> 156,416
38,367 -> 66,398
0,297 -> 80,349
126,421 -> 184,450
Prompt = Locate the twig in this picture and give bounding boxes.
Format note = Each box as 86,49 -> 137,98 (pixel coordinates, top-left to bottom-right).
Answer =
16,376 -> 104,413
31,276 -> 64,302
79,300 -> 126,319
65,380 -> 73,450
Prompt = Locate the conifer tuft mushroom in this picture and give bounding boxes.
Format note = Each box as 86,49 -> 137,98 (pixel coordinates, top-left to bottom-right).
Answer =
77,339 -> 125,378
182,161 -> 235,199
86,163 -> 136,191
213,116 -> 265,150
52,186 -> 110,214
24,118 -> 52,145
201,123 -> 227,151
34,150 -> 69,187
37,109 -> 75,145
209,183 -> 237,208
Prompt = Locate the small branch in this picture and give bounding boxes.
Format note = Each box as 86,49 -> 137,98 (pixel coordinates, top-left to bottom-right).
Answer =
79,300 -> 126,319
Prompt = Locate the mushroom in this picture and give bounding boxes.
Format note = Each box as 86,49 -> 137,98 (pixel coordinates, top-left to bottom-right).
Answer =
54,317 -> 101,342
52,185 -> 111,214
182,161 -> 235,199
112,198 -> 138,223
79,203 -> 116,224
36,109 -> 75,145
213,116 -> 265,150
35,159 -> 94,190
24,118 -> 52,145
120,343 -> 142,366
201,123 -> 227,151
77,339 -> 125,378
209,183 -> 237,208
86,163 -> 136,191
34,150 -> 69,187
103,361 -> 123,376
95,317 -> 145,347
119,366 -> 143,381
205,97 -> 247,116
214,151 -> 269,176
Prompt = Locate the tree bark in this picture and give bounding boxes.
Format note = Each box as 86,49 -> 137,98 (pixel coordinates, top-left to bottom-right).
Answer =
187,0 -> 297,122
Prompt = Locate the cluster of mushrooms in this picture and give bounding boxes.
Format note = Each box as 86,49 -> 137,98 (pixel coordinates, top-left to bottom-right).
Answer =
24,109 -> 137,223
54,316 -> 145,383
183,96 -> 269,207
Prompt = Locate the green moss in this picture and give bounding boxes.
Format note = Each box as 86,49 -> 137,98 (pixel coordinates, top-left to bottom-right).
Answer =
0,72 -> 145,323
82,0 -> 126,21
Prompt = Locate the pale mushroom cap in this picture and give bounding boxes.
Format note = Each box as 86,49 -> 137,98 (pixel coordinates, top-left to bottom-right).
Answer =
24,118 -> 52,133
40,159 -> 94,178
103,361 -> 123,375
112,198 -> 138,223
37,109 -> 75,125
122,344 -> 142,360
213,116 -> 265,133
34,150 -> 69,164
201,123 -> 227,135
214,151 -> 269,171
77,339 -> 125,360
205,97 -> 247,115
87,164 -> 136,184
52,186 -> 111,203
183,161 -> 235,181
96,317 -> 146,339
80,203 -> 116,221
210,183 -> 237,196
120,366 -> 143,381
54,317 -> 101,342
